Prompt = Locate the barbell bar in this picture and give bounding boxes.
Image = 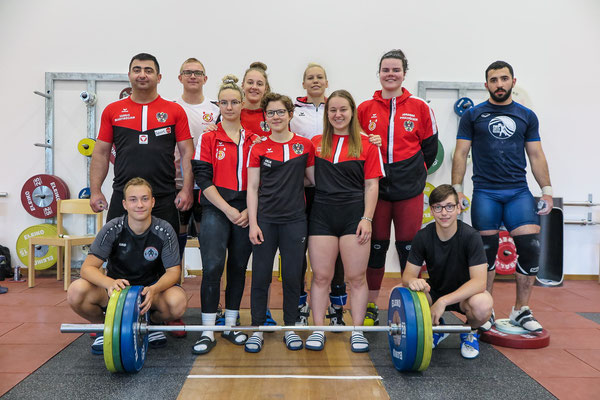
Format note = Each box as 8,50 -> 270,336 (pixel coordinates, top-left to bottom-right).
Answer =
61,323 -> 471,335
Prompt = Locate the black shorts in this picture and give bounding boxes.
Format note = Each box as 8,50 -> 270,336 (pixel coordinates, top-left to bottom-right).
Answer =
178,189 -> 202,225
429,288 -> 465,315
309,201 -> 363,237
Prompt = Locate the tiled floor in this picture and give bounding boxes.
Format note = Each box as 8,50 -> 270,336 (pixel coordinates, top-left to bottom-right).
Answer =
0,275 -> 599,399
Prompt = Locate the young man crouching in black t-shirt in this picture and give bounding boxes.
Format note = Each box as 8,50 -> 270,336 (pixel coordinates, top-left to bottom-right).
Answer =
401,184 -> 493,359
67,177 -> 188,354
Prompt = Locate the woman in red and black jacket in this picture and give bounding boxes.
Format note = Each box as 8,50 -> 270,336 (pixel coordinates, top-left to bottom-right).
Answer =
357,49 -> 439,325
191,75 -> 258,355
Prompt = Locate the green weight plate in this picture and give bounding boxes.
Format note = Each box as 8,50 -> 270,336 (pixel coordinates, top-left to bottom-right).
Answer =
416,291 -> 433,371
112,286 -> 131,373
104,289 -> 121,373
427,141 -> 444,175
410,290 -> 424,371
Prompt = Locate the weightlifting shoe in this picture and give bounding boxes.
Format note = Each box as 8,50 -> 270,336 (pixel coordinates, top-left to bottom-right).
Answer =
296,302 -> 310,326
167,318 -> 186,338
265,309 -> 277,326
363,303 -> 379,326
460,332 -> 480,359
326,304 -> 345,327
479,309 -> 495,332
509,306 -> 543,332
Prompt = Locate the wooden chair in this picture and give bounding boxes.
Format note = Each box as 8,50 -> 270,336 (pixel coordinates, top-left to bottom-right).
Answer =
28,199 -> 103,290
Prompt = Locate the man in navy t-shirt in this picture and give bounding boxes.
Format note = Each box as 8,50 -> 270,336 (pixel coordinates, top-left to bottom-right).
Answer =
451,61 -> 553,333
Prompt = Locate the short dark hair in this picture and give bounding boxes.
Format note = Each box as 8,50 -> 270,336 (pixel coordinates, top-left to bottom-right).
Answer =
261,92 -> 294,114
379,49 -> 409,73
485,60 -> 513,81
129,53 -> 160,73
429,184 -> 458,206
124,177 -> 153,197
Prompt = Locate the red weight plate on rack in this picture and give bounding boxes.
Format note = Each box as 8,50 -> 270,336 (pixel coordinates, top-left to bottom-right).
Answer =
20,174 -> 70,218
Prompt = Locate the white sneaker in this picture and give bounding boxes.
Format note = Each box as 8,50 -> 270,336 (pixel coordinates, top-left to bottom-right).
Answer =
509,306 -> 543,332
479,309 -> 495,332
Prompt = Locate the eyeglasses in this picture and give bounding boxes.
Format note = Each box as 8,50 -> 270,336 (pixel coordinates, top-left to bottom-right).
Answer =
218,99 -> 242,107
431,203 -> 457,213
182,70 -> 205,77
265,109 -> 287,118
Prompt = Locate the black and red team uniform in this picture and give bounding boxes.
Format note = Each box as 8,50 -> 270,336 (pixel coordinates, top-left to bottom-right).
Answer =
309,133 -> 385,236
241,108 -> 270,137
97,96 -> 192,233
357,89 -> 438,291
191,124 -> 258,315
247,134 -> 315,326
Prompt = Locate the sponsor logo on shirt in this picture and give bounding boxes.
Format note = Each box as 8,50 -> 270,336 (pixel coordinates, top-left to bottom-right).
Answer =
156,112 -> 168,123
115,109 -> 135,122
217,141 -> 225,147
155,127 -> 172,136
203,112 -> 214,123
216,149 -> 226,160
298,112 -> 306,117
144,246 -> 159,261
263,159 -> 272,168
488,116 -> 516,139
118,243 -> 127,247
404,120 -> 414,132
292,143 -> 304,154
266,148 -> 273,154
139,134 -> 148,144
481,113 -> 491,118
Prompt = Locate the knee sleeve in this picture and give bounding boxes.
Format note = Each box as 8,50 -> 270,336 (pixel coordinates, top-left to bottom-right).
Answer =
177,233 -> 188,259
513,233 -> 541,276
368,240 -> 390,269
395,240 -> 411,272
481,234 -> 499,272
329,284 -> 347,306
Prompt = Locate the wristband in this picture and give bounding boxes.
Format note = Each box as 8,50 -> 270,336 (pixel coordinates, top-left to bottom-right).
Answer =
452,184 -> 463,193
361,216 -> 373,222
541,186 -> 553,196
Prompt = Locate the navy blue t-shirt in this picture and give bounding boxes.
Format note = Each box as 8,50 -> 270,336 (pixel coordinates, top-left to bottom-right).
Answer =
457,100 -> 540,189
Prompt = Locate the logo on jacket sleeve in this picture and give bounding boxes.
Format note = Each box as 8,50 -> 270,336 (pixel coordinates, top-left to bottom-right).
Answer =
488,116 -> 516,139
292,143 -> 304,154
368,120 -> 377,131
404,120 -> 414,132
156,112 -> 168,122
144,247 -> 159,261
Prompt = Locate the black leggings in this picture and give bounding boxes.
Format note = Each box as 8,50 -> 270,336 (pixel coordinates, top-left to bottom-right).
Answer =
199,201 -> 251,313
251,219 -> 306,326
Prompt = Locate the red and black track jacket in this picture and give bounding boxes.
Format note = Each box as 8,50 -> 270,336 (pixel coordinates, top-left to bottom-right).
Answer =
357,89 -> 438,201
192,124 -> 258,205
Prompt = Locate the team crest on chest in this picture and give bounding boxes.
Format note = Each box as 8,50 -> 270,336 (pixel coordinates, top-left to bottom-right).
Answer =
404,120 -> 414,132
203,112 -> 214,123
144,247 -> 159,261
488,116 -> 516,139
156,112 -> 168,123
292,143 -> 304,154
216,149 -> 226,160
368,120 -> 377,131
260,121 -> 270,132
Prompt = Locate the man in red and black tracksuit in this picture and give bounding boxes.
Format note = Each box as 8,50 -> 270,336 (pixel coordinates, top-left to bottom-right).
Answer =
357,50 -> 438,324
90,53 -> 194,235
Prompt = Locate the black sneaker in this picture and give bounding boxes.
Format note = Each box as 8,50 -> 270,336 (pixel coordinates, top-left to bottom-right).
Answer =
326,304 -> 345,327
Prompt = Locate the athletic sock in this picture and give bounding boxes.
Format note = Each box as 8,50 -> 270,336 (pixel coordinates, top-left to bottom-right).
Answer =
201,312 -> 216,342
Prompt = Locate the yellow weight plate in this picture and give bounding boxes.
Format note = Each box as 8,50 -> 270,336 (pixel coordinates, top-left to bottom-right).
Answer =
15,224 -> 59,270
77,138 -> 96,157
104,289 -> 121,373
422,183 -> 436,225
416,291 -> 433,371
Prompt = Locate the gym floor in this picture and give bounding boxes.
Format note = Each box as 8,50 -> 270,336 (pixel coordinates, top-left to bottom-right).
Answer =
1,275 -> 599,399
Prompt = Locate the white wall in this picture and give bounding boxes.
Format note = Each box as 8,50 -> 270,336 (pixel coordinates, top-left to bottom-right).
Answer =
1,0 -> 598,275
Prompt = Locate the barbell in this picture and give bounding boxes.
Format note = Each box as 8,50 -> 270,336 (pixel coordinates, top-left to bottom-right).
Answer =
60,286 -> 472,374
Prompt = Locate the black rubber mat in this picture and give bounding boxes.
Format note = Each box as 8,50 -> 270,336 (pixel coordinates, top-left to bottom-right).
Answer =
578,312 -> 600,325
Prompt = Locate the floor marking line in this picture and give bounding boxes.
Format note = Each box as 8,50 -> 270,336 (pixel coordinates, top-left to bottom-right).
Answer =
187,374 -> 383,380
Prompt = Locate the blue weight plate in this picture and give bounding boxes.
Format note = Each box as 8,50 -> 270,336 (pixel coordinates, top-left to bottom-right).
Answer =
120,286 -> 148,373
388,287 -> 418,371
454,97 -> 474,116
